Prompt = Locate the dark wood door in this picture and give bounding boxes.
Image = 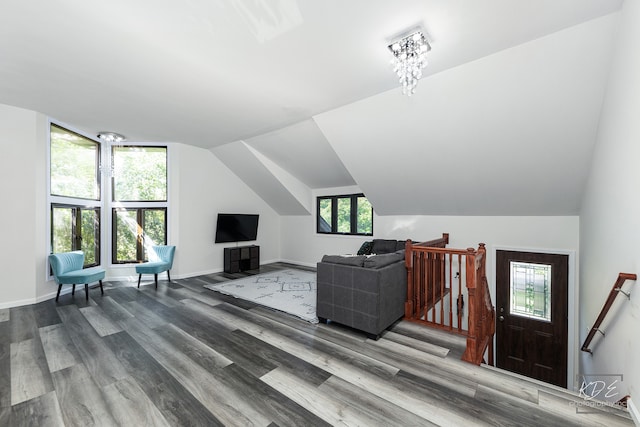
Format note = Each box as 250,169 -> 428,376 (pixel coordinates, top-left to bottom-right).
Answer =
496,250 -> 568,387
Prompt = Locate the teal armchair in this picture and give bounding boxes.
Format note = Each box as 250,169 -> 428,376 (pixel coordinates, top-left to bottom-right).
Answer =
49,251 -> 105,302
135,245 -> 176,289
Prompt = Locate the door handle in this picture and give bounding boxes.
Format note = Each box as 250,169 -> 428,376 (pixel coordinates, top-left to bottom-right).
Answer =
499,315 -> 505,322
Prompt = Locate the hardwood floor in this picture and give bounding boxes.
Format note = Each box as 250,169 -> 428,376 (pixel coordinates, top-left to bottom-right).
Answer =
0,263 -> 633,426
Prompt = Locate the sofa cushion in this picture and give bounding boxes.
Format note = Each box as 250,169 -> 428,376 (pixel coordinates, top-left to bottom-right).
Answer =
371,239 -> 399,254
321,255 -> 366,267
395,240 -> 407,251
363,252 -> 404,269
357,241 -> 373,255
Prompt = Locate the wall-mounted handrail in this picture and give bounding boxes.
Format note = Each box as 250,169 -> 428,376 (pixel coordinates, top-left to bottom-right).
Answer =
581,272 -> 636,354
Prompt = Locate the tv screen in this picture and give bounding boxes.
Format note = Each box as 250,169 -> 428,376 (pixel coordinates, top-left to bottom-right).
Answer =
215,213 -> 259,243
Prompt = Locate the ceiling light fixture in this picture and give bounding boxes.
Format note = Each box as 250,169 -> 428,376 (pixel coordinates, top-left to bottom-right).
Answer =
97,132 -> 126,143
388,30 -> 430,96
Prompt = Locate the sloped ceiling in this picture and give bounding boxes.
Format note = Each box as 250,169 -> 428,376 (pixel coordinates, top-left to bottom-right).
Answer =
0,0 -> 624,216
314,14 -> 618,215
243,119 -> 355,189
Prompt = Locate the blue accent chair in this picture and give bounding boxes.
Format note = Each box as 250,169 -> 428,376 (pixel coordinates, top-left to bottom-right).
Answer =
135,245 -> 176,289
49,251 -> 105,302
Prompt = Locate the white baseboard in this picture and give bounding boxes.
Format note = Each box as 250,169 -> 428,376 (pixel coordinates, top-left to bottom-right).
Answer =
0,298 -> 37,310
628,398 -> 639,426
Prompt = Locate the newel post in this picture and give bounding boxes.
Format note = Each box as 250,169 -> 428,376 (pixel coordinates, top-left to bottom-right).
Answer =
462,247 -> 479,364
405,239 -> 414,319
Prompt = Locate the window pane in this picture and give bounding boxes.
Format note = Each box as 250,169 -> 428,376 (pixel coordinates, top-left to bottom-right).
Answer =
318,198 -> 332,232
114,209 -> 139,263
50,124 -> 100,199
142,209 -> 166,260
52,207 -> 73,253
337,197 -> 351,233
356,196 -> 372,234
113,146 -> 167,201
509,261 -> 552,321
81,209 -> 99,266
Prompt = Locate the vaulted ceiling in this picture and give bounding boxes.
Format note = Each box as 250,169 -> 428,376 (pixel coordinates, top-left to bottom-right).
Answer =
0,0 -> 624,215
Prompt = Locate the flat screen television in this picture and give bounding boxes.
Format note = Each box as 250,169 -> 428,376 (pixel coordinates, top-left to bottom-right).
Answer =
215,213 -> 259,243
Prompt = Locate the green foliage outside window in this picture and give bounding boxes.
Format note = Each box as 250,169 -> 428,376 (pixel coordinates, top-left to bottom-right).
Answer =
356,196 -> 373,234
115,210 -> 139,262
113,146 -> 167,201
318,199 -> 332,232
50,124 -> 99,200
114,208 -> 166,263
316,193 -> 373,235
337,198 -> 351,233
52,207 -> 73,254
51,205 -> 99,267
50,124 -> 169,267
81,210 -> 98,265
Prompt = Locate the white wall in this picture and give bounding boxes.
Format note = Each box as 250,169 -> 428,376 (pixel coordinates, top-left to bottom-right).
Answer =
0,104 -> 41,307
579,0 -> 640,408
281,186 -> 579,273
173,143 -> 281,277
0,103 -> 281,306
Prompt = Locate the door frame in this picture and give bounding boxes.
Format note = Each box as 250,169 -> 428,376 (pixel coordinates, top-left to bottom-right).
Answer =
491,245 -> 576,390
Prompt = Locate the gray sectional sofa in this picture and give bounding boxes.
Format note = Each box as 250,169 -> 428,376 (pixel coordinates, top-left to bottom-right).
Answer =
316,239 -> 408,339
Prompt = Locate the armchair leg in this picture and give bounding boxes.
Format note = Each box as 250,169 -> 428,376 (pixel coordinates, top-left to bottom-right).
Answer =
167,270 -> 171,282
56,284 -> 62,302
154,273 -> 158,289
72,284 -> 76,296
137,274 -> 142,288
85,284 -> 89,301
99,280 -> 104,295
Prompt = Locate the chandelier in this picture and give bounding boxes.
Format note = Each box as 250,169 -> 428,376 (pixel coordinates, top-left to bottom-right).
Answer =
97,132 -> 126,143
388,31 -> 430,96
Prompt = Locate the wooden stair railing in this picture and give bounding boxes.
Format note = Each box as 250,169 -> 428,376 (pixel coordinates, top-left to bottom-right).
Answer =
460,244 -> 495,366
404,235 -> 495,365
581,272 -> 636,354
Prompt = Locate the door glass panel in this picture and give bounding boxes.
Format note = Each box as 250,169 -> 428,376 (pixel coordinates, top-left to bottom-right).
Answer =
509,261 -> 551,321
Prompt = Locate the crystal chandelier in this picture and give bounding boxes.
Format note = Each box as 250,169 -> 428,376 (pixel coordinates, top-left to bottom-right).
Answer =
97,132 -> 126,143
388,31 -> 431,96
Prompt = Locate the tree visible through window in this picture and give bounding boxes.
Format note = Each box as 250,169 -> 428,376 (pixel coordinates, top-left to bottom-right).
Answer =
317,193 -> 373,235
112,145 -> 168,263
50,124 -> 101,267
113,146 -> 167,201
113,208 -> 166,263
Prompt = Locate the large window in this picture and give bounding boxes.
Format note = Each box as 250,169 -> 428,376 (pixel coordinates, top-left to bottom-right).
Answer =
50,125 -> 101,266
112,146 -> 167,202
50,125 -> 101,200
112,145 -> 168,263
49,123 -> 169,268
113,208 -> 167,263
317,193 -> 373,235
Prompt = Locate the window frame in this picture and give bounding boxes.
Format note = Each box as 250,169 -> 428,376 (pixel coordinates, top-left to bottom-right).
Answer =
316,193 -> 373,236
50,203 -> 101,268
49,123 -> 102,201
49,122 -> 103,271
112,207 -> 168,264
111,145 -> 168,203
48,119 -> 171,275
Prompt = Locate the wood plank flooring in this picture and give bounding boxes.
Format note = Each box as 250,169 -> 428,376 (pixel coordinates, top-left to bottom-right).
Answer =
0,262 -> 633,426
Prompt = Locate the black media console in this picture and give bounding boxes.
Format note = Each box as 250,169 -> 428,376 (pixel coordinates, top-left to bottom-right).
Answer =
223,245 -> 260,273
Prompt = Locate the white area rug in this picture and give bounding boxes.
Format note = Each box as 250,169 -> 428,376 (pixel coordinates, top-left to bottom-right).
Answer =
204,269 -> 318,323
